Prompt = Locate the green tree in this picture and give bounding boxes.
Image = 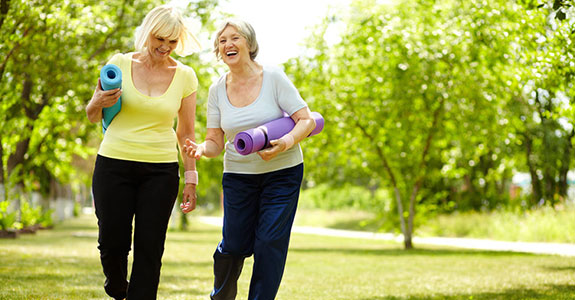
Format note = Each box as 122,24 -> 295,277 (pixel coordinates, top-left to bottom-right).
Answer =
512,0 -> 575,206
0,0 -> 221,217
1,0 -> 158,201
286,0 -> 537,249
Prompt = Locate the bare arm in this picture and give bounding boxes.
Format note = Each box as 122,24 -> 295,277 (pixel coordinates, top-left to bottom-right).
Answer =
86,78 -> 122,123
258,106 -> 316,161
177,92 -> 198,171
183,127 -> 226,159
177,92 -> 198,213
286,106 -> 316,144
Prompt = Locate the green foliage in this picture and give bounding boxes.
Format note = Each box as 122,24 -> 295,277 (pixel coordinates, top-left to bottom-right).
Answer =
300,183 -> 389,211
287,0 -> 575,241
73,201 -> 81,217
0,0 -> 223,220
510,0 -> 575,206
418,205 -> 575,243
287,0 -> 531,244
0,0 -> 165,201
0,201 -> 16,230
19,201 -> 41,228
0,0 -> 573,234
38,208 -> 54,228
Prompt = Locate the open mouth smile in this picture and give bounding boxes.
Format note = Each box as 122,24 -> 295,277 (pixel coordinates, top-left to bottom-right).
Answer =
157,48 -> 170,55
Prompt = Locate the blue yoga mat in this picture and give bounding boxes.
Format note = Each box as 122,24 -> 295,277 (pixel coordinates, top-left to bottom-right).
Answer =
100,64 -> 122,133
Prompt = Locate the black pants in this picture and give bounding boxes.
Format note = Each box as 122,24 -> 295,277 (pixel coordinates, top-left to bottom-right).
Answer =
92,155 -> 179,300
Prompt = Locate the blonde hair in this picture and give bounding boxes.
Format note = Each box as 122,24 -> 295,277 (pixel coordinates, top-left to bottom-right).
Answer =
134,5 -> 201,57
213,19 -> 259,61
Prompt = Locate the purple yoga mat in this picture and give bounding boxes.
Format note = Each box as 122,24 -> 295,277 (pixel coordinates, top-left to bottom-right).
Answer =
234,111 -> 325,155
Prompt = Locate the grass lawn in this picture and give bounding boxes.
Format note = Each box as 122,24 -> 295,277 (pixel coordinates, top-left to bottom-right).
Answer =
1,213 -> 575,300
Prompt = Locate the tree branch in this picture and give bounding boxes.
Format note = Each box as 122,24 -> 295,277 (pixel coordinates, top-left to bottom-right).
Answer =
89,0 -> 131,60
352,116 -> 408,238
0,141 -> 4,185
553,0 -> 567,20
0,26 -> 31,81
407,96 -> 445,236
7,137 -> 30,174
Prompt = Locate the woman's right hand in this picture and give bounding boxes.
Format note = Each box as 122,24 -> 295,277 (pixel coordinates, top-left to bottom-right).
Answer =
92,78 -> 122,108
86,78 -> 122,123
183,139 -> 206,160
180,183 -> 197,214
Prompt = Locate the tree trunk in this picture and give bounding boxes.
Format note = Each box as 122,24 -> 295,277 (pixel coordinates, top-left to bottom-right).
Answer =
180,209 -> 188,231
351,113 -> 412,249
524,136 -> 542,205
0,142 -> 4,202
0,142 -> 4,185
0,0 -> 10,30
543,167 -> 555,204
405,96 -> 444,249
558,129 -> 574,200
7,74 -> 34,177
403,226 -> 413,249
392,186 -> 407,247
7,139 -> 30,173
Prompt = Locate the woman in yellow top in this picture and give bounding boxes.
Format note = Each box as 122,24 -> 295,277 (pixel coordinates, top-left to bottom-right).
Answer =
86,5 -> 200,300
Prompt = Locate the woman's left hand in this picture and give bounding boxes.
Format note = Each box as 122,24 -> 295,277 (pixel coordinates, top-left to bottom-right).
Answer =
257,138 -> 287,161
180,183 -> 197,214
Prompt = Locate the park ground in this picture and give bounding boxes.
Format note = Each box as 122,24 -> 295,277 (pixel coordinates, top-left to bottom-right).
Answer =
1,212 -> 575,300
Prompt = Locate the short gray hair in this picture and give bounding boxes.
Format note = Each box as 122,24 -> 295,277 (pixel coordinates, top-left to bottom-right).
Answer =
213,19 -> 259,61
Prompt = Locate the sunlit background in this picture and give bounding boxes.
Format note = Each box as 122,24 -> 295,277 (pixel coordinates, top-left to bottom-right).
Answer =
170,0 -> 353,65
1,0 -> 575,298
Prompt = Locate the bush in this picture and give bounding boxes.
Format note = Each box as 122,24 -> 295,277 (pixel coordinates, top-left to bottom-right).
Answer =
20,201 -> 42,228
416,205 -> 575,243
299,184 -> 389,211
38,208 -> 54,228
0,201 -> 17,230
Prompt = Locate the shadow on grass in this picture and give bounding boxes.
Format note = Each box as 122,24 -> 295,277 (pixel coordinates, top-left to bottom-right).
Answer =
290,247 -> 535,257
169,226 -> 222,234
159,274 -> 211,296
329,218 -> 387,232
54,223 -> 99,232
0,271 -> 101,282
162,260 -> 213,270
0,258 -> 212,298
165,236 -> 220,246
541,265 -> 575,272
359,284 -> 575,300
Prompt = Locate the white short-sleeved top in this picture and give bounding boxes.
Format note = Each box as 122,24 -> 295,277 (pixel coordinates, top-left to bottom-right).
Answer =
207,66 -> 307,174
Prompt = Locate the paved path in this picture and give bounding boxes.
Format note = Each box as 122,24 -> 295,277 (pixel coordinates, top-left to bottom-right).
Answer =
197,216 -> 575,257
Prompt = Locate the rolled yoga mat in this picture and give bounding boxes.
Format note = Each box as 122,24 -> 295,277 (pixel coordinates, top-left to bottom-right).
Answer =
100,64 -> 122,133
234,111 -> 325,155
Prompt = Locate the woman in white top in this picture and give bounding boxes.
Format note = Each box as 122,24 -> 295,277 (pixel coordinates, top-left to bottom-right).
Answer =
181,19 -> 316,300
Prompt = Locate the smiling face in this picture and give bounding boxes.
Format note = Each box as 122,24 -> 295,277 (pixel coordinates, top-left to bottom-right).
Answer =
147,34 -> 179,59
218,25 -> 251,66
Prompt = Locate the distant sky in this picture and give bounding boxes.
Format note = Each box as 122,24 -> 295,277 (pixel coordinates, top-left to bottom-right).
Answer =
170,0 -> 351,65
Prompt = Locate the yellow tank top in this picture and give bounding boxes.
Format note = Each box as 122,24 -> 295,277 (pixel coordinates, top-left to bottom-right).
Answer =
97,53 -> 198,163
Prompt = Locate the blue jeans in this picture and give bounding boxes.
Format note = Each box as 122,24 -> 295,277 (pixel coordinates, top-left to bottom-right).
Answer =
92,155 -> 179,300
211,163 -> 304,300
